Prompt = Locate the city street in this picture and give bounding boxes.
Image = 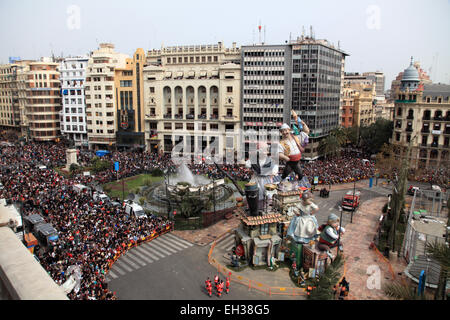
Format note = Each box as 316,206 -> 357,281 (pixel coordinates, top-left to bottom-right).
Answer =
107,180 -> 395,300
107,233 -> 284,300
312,181 -> 392,228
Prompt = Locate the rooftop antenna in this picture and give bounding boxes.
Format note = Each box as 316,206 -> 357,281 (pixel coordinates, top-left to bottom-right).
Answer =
258,21 -> 262,44
302,26 -> 305,40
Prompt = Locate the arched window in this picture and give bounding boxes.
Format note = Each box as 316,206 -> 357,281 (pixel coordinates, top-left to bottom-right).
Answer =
434,110 -> 442,120
407,109 -> 414,119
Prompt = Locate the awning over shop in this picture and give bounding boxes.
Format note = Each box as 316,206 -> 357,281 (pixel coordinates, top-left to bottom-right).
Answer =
95,150 -> 110,157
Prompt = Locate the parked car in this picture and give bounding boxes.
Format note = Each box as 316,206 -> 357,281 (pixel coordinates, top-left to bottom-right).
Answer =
93,191 -> 110,203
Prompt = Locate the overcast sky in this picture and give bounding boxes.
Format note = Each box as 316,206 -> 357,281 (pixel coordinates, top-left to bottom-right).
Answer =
1,0 -> 449,89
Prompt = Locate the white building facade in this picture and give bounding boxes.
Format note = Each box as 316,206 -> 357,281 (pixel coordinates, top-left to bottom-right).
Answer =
59,56 -> 89,147
143,42 -> 241,160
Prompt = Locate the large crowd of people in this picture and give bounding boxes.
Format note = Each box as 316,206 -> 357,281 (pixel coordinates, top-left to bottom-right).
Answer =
302,152 -> 376,185
2,134 -> 446,300
0,142 -> 173,300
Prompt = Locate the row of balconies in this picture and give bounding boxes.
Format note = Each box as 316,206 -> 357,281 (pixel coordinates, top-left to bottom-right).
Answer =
159,113 -> 235,121
419,143 -> 450,149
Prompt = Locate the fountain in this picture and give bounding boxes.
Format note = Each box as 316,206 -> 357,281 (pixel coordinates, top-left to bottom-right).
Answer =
142,163 -> 235,216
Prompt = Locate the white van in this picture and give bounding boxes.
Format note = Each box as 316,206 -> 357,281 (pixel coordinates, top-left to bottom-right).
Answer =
73,184 -> 89,194
125,202 -> 146,219
93,192 -> 110,203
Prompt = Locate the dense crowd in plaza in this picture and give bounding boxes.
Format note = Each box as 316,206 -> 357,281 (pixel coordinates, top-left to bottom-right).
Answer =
302,151 -> 376,185
1,135 -> 446,300
0,142 -> 173,300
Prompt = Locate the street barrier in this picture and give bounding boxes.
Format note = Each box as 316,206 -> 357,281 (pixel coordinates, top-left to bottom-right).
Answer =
106,223 -> 174,272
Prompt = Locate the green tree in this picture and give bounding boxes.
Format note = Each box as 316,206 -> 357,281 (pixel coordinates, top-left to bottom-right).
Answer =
384,280 -> 428,300
329,127 -> 347,146
308,254 -> 344,300
359,119 -> 393,154
343,126 -> 358,146
387,136 -> 416,253
91,157 -> 112,173
69,163 -> 81,174
375,143 -> 402,179
318,134 -> 340,160
426,241 -> 450,300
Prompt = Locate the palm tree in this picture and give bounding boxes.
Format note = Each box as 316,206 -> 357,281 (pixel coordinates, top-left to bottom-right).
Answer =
384,241 -> 449,300
384,280 -> 428,300
329,127 -> 347,146
426,241 -> 450,300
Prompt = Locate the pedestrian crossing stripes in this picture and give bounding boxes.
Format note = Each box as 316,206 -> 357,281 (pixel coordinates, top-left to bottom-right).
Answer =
106,233 -> 194,282
143,242 -> 169,257
151,238 -> 179,253
110,264 -> 127,276
217,234 -> 235,251
125,250 -> 150,266
134,245 -> 160,261
120,254 -> 141,270
163,235 -> 191,249
165,233 -> 194,247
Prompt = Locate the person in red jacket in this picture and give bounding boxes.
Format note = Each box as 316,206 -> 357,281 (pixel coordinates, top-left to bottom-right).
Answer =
205,278 -> 212,297
214,274 -> 219,288
225,277 -> 230,294
217,280 -> 224,297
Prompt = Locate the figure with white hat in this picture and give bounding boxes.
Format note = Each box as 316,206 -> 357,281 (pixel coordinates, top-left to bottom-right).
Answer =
318,213 -> 345,260
278,114 -> 308,182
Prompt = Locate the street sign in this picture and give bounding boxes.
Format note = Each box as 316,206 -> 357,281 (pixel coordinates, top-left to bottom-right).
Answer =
114,161 -> 119,172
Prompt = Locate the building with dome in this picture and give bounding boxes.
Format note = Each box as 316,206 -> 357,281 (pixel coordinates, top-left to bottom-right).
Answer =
389,60 -> 431,102
391,57 -> 450,171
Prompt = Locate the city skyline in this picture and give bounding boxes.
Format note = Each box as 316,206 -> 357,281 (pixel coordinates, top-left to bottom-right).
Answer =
1,0 -> 449,89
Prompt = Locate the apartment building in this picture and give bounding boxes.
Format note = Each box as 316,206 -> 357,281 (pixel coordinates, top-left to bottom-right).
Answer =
25,58 -> 62,142
353,83 -> 376,127
143,42 -> 241,158
341,86 -> 355,128
60,56 -> 89,147
241,44 -> 291,155
0,60 -> 33,136
85,43 -> 129,150
114,48 -> 146,150
363,71 -> 385,99
391,58 -> 450,170
290,37 -> 348,160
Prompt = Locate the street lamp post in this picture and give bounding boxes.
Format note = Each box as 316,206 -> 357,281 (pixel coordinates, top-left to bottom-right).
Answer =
337,206 -> 343,256
351,172 -> 356,223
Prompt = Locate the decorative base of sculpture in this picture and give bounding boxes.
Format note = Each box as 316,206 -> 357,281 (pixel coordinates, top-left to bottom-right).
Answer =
65,148 -> 78,171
